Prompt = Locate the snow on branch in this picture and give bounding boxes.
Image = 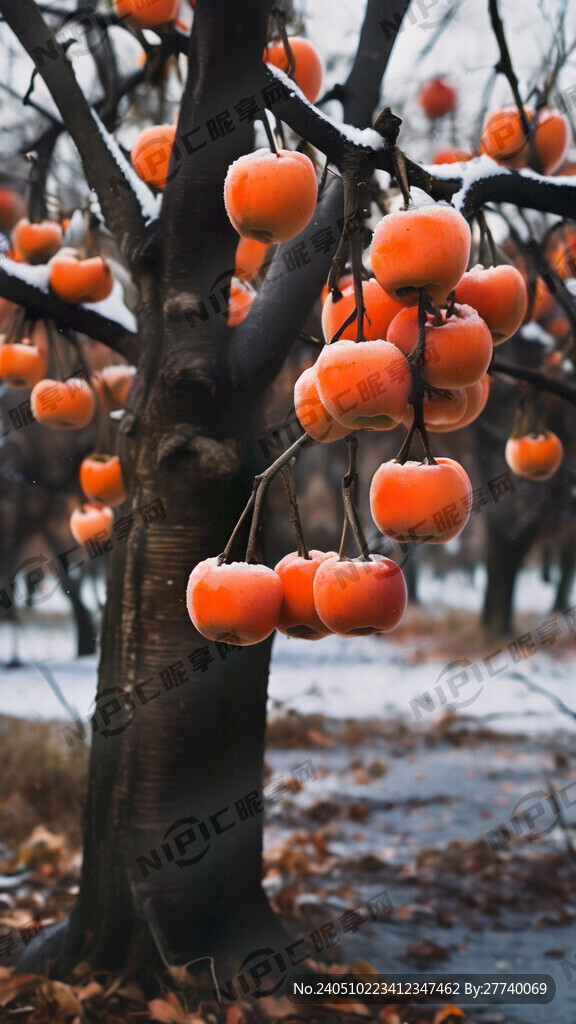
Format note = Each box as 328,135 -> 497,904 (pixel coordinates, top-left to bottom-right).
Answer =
0,257 -> 138,357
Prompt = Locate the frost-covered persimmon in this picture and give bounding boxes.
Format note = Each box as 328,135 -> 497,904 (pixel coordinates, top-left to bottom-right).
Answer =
275,550 -> 336,639
524,278 -> 556,323
419,77 -> 457,119
294,365 -> 351,442
70,503 -> 114,546
49,255 -> 114,304
224,149 -> 317,245
31,377 -> 95,429
387,303 -> 493,389
321,278 -> 405,343
429,374 -> 490,433
186,558 -> 284,646
228,278 -> 255,326
505,431 -> 563,481
131,124 -> 176,188
402,386 -> 468,430
0,342 -> 48,389
115,0 -> 180,28
315,340 -> 411,430
80,454 -> 126,507
313,554 -> 407,636
95,365 -> 136,411
369,458 -> 472,544
454,265 -> 527,344
11,218 -> 62,262
370,205 -> 471,307
234,237 -> 271,281
264,37 -> 323,104
481,107 -> 569,174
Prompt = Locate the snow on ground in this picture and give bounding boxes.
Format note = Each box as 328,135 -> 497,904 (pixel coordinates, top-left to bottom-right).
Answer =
1,569 -> 574,736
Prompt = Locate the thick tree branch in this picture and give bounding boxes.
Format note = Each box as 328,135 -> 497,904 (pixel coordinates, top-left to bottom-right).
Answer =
492,354 -> 576,406
0,0 -> 148,262
341,0 -> 411,127
0,263 -> 138,360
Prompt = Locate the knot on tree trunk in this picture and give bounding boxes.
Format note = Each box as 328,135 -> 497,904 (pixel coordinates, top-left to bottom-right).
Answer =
156,425 -> 242,479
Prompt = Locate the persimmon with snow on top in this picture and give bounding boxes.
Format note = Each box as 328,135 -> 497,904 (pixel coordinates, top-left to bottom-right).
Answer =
294,364 -> 351,442
11,218 -> 63,262
30,377 -> 95,429
314,339 -> 411,430
0,340 -> 47,389
313,555 -> 407,636
370,458 -> 473,544
80,455 -> 126,507
187,559 -> 284,646
370,205 -> 471,307
505,431 -> 564,481
49,255 -> 114,304
224,149 -> 317,244
454,265 -> 527,344
387,304 -> 493,389
275,550 -> 336,640
70,503 -> 114,546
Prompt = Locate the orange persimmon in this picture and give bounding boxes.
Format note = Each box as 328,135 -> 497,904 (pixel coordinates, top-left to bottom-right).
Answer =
224,148 -> 317,244
0,341 -> 48,390
264,36 -> 323,104
419,77 -> 457,119
429,375 -> 490,433
11,218 -> 62,262
131,124 -> 176,188
454,264 -> 527,344
370,205 -> 471,307
70,503 -> 114,546
387,304 -> 493,388
315,339 -> 411,430
275,550 -> 336,639
321,278 -> 405,343
49,255 -> 114,304
505,431 -> 563,481
369,457 -> 472,543
80,454 -> 126,507
481,106 -> 569,174
234,237 -> 271,281
228,278 -> 255,326
294,364 -> 351,443
313,554 -> 407,636
186,558 -> 284,646
30,377 -> 95,429
114,0 -> 180,29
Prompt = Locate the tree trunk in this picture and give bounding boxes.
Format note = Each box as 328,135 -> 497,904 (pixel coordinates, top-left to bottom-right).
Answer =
553,538 -> 576,612
481,527 -> 533,639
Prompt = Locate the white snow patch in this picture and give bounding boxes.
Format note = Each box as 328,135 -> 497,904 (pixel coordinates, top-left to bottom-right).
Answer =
91,110 -> 161,226
0,257 -> 50,292
81,278 -> 137,334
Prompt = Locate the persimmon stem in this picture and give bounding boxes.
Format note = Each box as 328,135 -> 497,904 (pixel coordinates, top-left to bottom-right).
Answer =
281,462 -> 310,560
477,209 -> 497,266
218,433 -> 313,566
488,0 -> 531,135
260,110 -> 279,156
341,435 -> 370,560
403,291 -> 438,466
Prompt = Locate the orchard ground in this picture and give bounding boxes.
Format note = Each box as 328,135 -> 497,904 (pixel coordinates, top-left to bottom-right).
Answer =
1,568 -> 576,1023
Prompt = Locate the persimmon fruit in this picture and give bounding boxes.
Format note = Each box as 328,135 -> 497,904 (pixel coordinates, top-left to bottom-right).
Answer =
228,278 -> 255,326
11,218 -> 63,262
429,375 -> 490,433
481,106 -> 569,174
96,365 -> 136,411
264,37 -> 323,104
275,550 -> 336,639
321,278 -> 405,343
234,237 -> 271,281
114,0 -> 180,29
315,339 -> 411,430
80,454 -> 126,507
505,431 -> 563,481
186,558 -> 284,646
387,304 -> 493,388
370,205 -> 471,307
294,365 -> 351,443
0,342 -> 48,390
30,377 -> 95,429
131,124 -> 176,188
313,554 -> 407,636
370,457 -> 472,543
224,148 -> 317,245
419,77 -> 457,119
454,264 -> 527,344
49,255 -> 114,304
70,503 -> 114,546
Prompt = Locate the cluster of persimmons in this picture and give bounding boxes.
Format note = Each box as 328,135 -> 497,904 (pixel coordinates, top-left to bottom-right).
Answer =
0,1 -> 572,648
186,84 -> 571,647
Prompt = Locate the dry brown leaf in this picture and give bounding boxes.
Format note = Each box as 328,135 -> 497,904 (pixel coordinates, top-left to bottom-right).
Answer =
37,978 -> 84,1019
0,973 -> 41,1007
148,997 -> 185,1023
76,979 -> 104,1001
